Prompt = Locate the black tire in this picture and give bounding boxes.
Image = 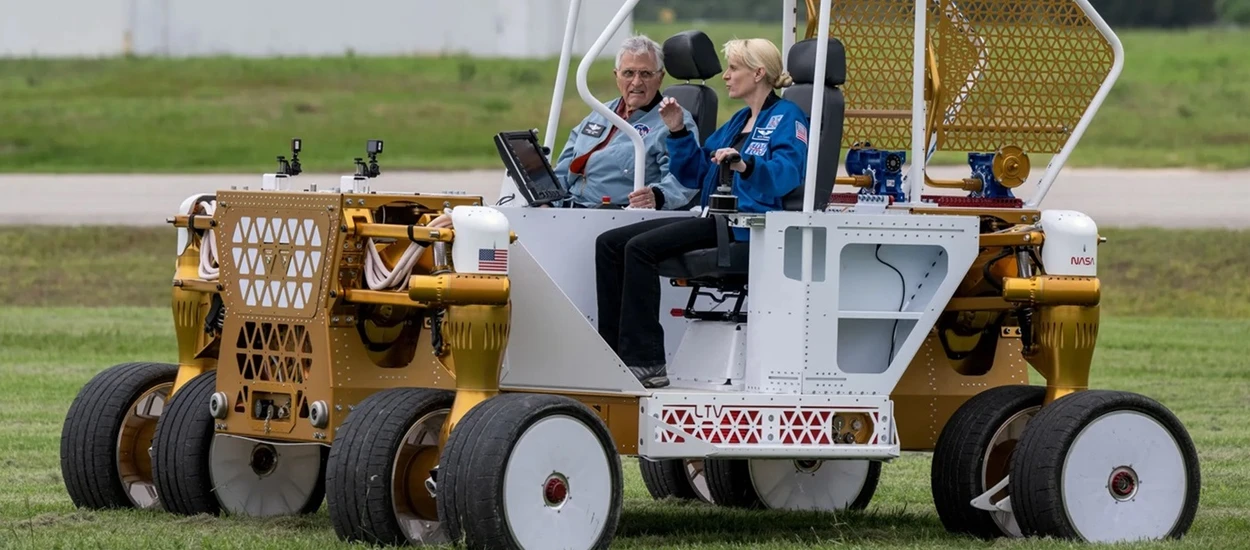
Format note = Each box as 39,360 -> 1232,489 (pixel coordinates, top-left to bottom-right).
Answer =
326,388 -> 454,546
60,361 -> 178,510
931,384 -> 1045,539
704,458 -> 761,509
1010,390 -> 1201,542
638,458 -> 702,501
151,369 -> 220,516
437,392 -> 623,550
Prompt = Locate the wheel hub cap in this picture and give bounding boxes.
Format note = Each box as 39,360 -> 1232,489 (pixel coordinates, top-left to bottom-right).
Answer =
250,445 -> 278,477
543,474 -> 569,507
1108,466 -> 1138,501
794,459 -> 822,473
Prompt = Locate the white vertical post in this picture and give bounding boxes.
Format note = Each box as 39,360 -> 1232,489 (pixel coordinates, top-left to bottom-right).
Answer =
907,0 -> 928,205
800,0 -> 832,214
782,0 -> 797,69
543,0 -> 585,159
575,0 -> 645,191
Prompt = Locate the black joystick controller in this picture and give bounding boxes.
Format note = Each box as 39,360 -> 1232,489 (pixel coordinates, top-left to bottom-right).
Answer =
708,152 -> 741,214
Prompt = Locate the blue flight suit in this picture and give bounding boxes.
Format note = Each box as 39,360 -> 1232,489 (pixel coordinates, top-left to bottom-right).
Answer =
666,92 -> 810,239
552,93 -> 700,209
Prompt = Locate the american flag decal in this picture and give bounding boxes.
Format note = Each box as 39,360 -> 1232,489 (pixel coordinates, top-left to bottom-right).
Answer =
795,120 -> 808,145
478,247 -> 508,271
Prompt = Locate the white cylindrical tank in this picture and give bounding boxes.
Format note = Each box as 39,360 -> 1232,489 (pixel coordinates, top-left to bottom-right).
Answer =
1039,210 -> 1099,276
450,206 -> 512,274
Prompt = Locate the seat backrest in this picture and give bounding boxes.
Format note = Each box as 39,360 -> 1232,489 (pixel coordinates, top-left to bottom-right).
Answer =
780,37 -> 847,211
662,30 -> 722,144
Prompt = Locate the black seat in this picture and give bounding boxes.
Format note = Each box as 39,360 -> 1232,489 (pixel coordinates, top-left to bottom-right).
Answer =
780,37 -> 846,212
662,30 -> 722,144
657,38 -> 848,281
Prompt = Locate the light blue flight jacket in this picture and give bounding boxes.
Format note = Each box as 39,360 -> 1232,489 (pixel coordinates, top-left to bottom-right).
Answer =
551,94 -> 700,209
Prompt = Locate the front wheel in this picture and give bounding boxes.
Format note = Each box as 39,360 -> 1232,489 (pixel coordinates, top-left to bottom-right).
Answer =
325,387 -> 454,546
638,458 -> 713,503
60,361 -> 177,510
1010,390 -> 1201,543
437,392 -> 623,550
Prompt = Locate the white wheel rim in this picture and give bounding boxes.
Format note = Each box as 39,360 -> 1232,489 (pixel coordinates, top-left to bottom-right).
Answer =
391,409 -> 447,545
684,459 -> 713,503
208,434 -> 323,517
983,406 -> 1037,537
116,382 -> 171,509
748,459 -> 870,510
503,414 -> 613,550
1061,410 -> 1189,543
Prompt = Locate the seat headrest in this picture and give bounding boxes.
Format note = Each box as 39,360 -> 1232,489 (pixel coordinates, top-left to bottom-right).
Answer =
662,30 -> 722,81
788,37 -> 846,88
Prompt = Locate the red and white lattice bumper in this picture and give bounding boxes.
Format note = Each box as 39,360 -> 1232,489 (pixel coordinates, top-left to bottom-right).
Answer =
637,393 -> 900,459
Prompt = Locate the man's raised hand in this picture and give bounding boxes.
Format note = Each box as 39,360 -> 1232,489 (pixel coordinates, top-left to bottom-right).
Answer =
658,97 -> 685,133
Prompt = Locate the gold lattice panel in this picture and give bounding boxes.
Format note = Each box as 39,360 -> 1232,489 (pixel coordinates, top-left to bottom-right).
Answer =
214,191 -> 339,320
235,321 -> 314,384
808,0 -> 1116,154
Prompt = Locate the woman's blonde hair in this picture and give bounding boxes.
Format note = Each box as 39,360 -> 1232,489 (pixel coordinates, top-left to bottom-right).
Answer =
723,38 -> 793,89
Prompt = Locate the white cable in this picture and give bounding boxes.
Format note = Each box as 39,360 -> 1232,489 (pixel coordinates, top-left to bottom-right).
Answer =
197,200 -> 219,281
364,238 -> 425,290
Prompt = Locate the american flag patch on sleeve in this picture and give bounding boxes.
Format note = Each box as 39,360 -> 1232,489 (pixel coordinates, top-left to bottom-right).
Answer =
796,120 -> 808,145
478,247 -> 508,271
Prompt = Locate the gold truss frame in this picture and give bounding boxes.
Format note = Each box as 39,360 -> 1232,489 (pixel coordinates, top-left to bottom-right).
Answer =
804,0 -> 1115,159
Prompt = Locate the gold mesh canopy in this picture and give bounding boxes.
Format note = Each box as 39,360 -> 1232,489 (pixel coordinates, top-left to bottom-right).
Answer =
806,0 -> 1116,155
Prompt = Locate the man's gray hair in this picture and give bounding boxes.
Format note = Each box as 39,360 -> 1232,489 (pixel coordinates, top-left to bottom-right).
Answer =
615,35 -> 664,71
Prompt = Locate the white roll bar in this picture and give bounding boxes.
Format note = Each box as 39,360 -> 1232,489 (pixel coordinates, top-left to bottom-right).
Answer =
800,0 -> 833,213
782,0 -> 797,71
1027,0 -> 1123,208
906,0 -> 928,205
575,0 -> 646,191
543,0 -> 584,158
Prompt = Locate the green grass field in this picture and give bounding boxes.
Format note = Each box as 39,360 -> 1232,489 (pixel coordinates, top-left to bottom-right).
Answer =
0,22 -> 1247,173
1,226 -> 1248,548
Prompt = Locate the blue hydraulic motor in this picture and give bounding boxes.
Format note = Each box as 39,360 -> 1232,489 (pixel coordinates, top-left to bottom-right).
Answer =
845,143 -> 908,202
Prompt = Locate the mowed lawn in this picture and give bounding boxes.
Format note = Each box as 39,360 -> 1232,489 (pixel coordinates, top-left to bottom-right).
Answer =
1,310 -> 1247,549
0,22 -> 1247,173
1,224 -> 1249,548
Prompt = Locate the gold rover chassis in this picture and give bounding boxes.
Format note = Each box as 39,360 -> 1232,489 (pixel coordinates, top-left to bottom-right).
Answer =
168,191 -> 1098,455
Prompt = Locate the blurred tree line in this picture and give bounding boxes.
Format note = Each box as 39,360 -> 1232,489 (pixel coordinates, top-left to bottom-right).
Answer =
636,0 -> 1250,27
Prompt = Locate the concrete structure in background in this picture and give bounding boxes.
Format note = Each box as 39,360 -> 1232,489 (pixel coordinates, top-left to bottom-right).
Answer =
0,0 -> 632,58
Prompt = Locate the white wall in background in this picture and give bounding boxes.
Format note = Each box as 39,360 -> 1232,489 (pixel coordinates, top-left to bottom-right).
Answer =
0,0 -> 634,58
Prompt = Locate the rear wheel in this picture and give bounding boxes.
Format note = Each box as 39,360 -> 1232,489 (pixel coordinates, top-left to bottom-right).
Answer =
931,384 -> 1045,539
437,392 -> 623,550
1010,390 -> 1200,543
60,361 -> 177,510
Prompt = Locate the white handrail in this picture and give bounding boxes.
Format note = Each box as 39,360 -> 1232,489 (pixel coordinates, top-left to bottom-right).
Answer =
575,0 -> 646,191
800,0 -> 833,214
782,0 -> 797,70
543,0 -> 585,158
906,0 -> 928,205
1027,0 -> 1123,209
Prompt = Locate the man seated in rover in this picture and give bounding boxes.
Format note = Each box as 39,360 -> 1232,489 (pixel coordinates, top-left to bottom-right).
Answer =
596,37 -> 811,388
548,34 -> 701,210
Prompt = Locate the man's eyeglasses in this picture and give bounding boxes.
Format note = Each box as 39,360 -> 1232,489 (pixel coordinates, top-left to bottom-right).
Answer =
617,69 -> 661,80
